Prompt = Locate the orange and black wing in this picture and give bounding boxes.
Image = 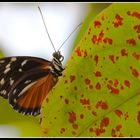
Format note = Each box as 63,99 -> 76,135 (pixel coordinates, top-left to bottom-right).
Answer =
0,56 -> 56,116
10,72 -> 57,116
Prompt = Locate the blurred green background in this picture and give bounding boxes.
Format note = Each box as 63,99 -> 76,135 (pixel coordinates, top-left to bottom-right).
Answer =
0,2 -> 111,137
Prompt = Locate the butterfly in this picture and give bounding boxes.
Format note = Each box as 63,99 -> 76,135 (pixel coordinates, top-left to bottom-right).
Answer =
0,51 -> 64,116
0,6 -> 82,117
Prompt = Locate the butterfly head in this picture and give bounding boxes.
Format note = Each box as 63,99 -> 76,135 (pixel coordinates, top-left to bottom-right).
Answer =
52,51 -> 64,62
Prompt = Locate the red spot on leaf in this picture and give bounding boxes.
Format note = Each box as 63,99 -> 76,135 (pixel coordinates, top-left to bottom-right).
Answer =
94,55 -> 99,66
112,14 -> 123,28
84,78 -> 91,85
90,117 -> 109,136
137,111 -> 140,125
96,82 -> 101,90
42,128 -> 49,134
94,20 -> 101,28
109,55 -> 115,63
64,80 -> 68,84
91,30 -> 104,45
92,111 -> 97,116
134,25 -> 140,33
103,56 -> 105,60
80,114 -> 84,119
116,124 -> 122,132
127,11 -> 131,15
60,128 -> 66,134
124,80 -> 130,88
84,50 -> 87,58
126,39 -> 136,46
105,77 -> 108,81
95,71 -> 102,77
111,124 -> 123,137
130,66 -> 139,78
106,27 -> 109,31
96,100 -> 108,110
111,129 -> 117,137
127,11 -> 140,19
88,28 -> 91,34
132,52 -> 140,60
98,30 -> 104,43
112,87 -> 119,94
100,117 -> 109,128
80,98 -> 90,107
74,86 -> 77,91
75,47 -> 82,56
65,99 -> 69,104
72,123 -> 78,129
107,84 -> 119,94
94,128 -> 105,136
108,80 -> 113,85
121,49 -> 128,56
70,75 -> 76,83
114,79 -> 119,87
89,127 -> 94,132
71,131 -> 76,135
90,54 -> 93,59
101,15 -> 105,21
116,56 -> 119,61
138,34 -> 140,40
89,85 -> 93,89
68,111 -> 76,124
114,109 -> 123,118
120,84 -> 124,90
137,102 -> 140,106
124,112 -> 129,120
92,35 -> 97,44
84,37 -> 87,40
103,37 -> 113,45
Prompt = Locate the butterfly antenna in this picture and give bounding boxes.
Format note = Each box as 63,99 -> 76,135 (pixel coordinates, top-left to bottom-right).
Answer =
58,22 -> 83,51
38,6 -> 56,52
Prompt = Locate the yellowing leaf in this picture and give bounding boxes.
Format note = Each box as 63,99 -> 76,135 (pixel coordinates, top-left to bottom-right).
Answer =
41,3 -> 140,137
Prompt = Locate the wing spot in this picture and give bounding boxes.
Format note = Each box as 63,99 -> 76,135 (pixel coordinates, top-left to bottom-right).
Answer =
18,68 -> 22,72
4,68 -> 11,74
18,81 -> 36,97
1,90 -> 6,95
5,63 -> 11,68
11,57 -> 17,62
24,80 -> 31,84
22,112 -> 26,115
13,89 -> 17,95
33,112 -> 37,116
21,60 -> 28,67
26,112 -> 30,115
0,78 -> 5,85
10,78 -> 14,85
14,99 -> 17,103
0,60 -> 5,63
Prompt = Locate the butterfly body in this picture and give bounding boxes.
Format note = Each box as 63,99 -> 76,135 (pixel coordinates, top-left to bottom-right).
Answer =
0,51 -> 64,116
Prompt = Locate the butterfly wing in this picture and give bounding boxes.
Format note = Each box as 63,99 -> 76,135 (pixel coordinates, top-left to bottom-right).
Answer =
0,56 -> 51,99
0,56 -> 57,116
12,73 -> 57,116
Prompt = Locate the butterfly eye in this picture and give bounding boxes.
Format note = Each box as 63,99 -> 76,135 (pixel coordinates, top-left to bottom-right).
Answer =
53,51 -> 64,62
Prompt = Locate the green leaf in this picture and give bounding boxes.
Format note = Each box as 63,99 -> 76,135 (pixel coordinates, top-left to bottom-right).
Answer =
41,3 -> 140,137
